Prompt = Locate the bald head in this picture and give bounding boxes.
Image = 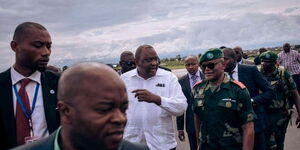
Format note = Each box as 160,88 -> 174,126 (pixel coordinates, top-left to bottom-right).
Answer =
222,48 -> 237,72
233,46 -> 243,62
119,51 -> 135,73
135,44 -> 154,60
184,55 -> 198,62
120,51 -> 134,61
184,55 -> 199,75
58,62 -> 125,104
57,62 -> 129,150
13,22 -> 47,43
283,43 -> 291,52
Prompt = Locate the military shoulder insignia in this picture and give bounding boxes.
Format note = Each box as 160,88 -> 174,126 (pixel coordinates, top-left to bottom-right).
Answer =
193,80 -> 204,88
231,80 -> 246,89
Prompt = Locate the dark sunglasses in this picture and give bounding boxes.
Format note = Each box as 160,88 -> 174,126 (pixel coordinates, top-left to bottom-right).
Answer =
201,61 -> 221,70
122,61 -> 135,66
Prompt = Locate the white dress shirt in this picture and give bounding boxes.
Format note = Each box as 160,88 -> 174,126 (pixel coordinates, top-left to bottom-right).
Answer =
121,68 -> 187,150
231,64 -> 239,81
11,67 -> 49,139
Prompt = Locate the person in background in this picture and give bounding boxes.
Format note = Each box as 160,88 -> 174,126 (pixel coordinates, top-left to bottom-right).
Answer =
119,51 -> 136,74
121,44 -> 187,150
258,51 -> 300,150
0,22 -> 60,149
254,48 -> 268,65
234,46 -> 255,65
277,43 -> 300,94
176,55 -> 204,150
223,48 -> 275,150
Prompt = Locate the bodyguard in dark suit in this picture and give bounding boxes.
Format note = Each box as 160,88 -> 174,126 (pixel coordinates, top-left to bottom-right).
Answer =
176,56 -> 204,150
11,62 -> 149,150
0,22 -> 60,150
223,48 -> 275,150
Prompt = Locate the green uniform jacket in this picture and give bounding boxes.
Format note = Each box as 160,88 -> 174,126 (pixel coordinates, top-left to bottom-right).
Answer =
258,66 -> 297,111
193,74 -> 256,148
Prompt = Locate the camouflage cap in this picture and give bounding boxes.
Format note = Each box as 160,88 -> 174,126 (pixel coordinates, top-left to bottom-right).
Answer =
259,51 -> 277,61
199,48 -> 224,64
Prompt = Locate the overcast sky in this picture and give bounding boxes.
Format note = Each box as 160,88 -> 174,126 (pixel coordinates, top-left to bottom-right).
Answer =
1,0 -> 300,70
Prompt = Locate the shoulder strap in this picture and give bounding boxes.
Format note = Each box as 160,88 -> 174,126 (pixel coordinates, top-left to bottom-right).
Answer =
193,80 -> 203,88
231,80 -> 246,89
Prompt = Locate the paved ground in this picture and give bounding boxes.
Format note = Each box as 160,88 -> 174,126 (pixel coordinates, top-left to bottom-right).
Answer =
172,68 -> 300,150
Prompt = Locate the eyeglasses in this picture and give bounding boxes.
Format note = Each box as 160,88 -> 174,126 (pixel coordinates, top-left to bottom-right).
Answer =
201,61 -> 221,70
122,61 -> 135,66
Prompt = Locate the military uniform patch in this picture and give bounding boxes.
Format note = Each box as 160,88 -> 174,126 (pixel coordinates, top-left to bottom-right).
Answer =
225,101 -> 232,108
247,114 -> 254,122
207,52 -> 214,59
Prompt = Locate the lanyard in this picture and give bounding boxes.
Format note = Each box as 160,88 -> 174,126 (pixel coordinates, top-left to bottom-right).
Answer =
13,83 -> 40,120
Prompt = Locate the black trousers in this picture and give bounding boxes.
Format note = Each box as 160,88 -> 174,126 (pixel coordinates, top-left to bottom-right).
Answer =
292,74 -> 300,94
187,132 -> 197,150
254,131 -> 266,150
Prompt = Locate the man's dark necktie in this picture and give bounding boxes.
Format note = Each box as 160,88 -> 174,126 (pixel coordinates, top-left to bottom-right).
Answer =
16,78 -> 31,145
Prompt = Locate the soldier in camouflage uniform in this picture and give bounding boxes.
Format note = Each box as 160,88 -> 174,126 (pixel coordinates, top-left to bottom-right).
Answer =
193,48 -> 256,150
258,51 -> 300,150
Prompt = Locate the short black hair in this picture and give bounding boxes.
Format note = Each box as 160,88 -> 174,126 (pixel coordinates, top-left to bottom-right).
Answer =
13,22 -> 47,42
223,48 -> 237,60
135,44 -> 154,59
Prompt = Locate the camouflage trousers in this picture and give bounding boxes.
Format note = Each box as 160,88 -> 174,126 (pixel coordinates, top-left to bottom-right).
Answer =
265,112 -> 290,150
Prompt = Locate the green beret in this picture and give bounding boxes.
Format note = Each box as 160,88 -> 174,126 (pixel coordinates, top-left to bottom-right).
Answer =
199,48 -> 224,64
259,51 -> 277,61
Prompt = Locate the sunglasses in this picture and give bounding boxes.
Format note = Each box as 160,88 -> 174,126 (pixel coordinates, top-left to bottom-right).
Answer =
201,61 -> 221,70
122,61 -> 135,66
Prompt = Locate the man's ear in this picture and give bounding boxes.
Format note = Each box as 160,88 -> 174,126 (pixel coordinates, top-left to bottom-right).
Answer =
10,40 -> 18,53
134,58 -> 138,66
57,101 -> 73,124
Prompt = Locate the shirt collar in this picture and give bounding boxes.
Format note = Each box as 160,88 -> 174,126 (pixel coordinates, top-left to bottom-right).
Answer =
188,70 -> 200,79
11,67 -> 41,85
54,127 -> 62,150
128,68 -> 164,79
233,64 -> 238,73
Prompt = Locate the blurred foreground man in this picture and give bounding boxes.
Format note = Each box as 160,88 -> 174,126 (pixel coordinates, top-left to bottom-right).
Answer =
119,51 -> 136,74
12,62 -> 148,150
121,45 -> 187,150
193,48 -> 255,150
0,22 -> 60,149
176,56 -> 204,150
258,51 -> 300,150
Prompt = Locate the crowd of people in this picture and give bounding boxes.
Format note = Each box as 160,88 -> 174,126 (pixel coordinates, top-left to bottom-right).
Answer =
1,21 -> 300,150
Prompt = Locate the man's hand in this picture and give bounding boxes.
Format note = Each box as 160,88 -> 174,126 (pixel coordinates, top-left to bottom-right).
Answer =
296,114 -> 300,128
132,89 -> 161,105
178,130 -> 185,141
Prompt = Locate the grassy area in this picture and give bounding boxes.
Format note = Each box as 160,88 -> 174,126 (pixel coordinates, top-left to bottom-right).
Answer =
160,60 -> 185,70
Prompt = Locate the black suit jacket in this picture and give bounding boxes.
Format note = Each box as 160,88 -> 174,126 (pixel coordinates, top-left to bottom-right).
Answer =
0,68 -> 60,150
237,64 -> 274,132
176,71 -> 204,133
10,130 -> 149,150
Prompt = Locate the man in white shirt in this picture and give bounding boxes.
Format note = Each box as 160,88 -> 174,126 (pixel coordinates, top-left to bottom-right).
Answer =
0,22 -> 60,150
121,45 -> 187,150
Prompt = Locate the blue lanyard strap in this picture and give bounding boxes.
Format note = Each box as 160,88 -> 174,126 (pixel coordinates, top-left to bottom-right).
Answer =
13,83 -> 40,120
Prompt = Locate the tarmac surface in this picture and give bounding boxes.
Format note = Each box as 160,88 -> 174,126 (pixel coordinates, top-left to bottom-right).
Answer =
172,68 -> 300,150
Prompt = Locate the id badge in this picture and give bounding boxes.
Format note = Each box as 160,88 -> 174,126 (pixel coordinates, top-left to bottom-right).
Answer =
25,136 -> 40,143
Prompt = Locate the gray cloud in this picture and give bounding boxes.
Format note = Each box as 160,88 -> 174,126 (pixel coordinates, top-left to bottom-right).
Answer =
0,0 -> 300,70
